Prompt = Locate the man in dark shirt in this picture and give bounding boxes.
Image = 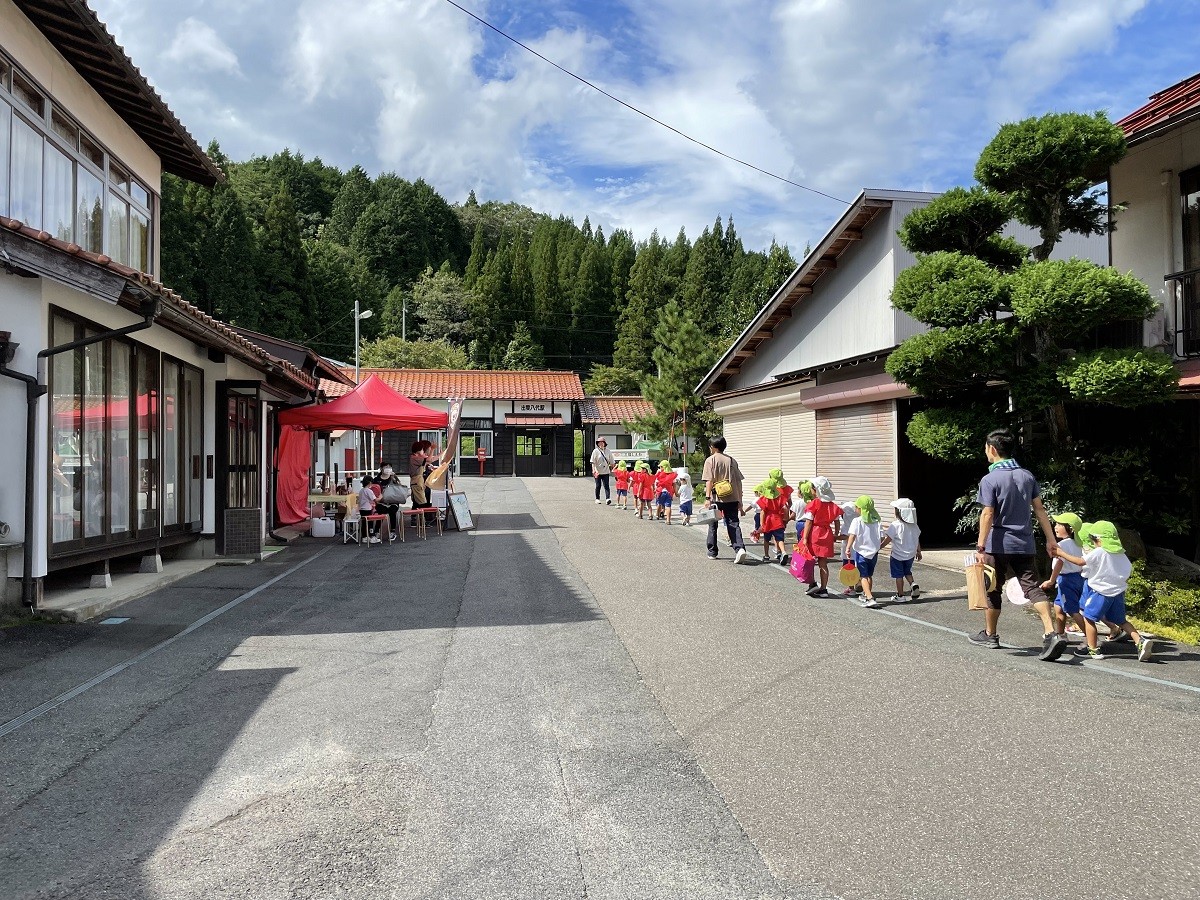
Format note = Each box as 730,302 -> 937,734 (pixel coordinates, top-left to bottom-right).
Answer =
968,429 -> 1066,661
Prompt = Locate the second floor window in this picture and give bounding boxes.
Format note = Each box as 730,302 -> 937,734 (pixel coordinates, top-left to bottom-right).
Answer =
0,52 -> 156,275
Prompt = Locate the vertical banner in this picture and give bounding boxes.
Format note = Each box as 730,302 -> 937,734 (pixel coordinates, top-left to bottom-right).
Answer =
425,398 -> 463,489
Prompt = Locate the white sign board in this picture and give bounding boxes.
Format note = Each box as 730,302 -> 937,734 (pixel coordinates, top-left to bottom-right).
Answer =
613,449 -> 649,461
448,492 -> 474,531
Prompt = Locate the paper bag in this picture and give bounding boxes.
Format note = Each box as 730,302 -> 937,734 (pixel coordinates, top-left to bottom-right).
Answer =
965,563 -> 989,610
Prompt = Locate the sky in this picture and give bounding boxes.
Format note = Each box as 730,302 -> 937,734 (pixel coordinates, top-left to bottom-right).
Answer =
90,0 -> 1200,255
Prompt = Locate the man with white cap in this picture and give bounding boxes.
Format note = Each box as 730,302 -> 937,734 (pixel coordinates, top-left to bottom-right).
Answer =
590,437 -> 615,505
880,498 -> 923,601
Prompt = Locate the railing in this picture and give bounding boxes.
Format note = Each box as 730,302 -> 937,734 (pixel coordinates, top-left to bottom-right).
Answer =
1167,267 -> 1200,358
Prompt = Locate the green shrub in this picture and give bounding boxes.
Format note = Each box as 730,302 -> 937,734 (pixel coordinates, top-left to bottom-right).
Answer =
885,321 -> 1016,399
906,406 -> 1004,465
1009,259 -> 1154,336
890,252 -> 1008,327
1126,560 -> 1200,644
1057,348 -> 1178,407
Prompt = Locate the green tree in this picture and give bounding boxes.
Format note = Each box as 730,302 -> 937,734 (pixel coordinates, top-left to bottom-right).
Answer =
402,263 -> 475,345
358,336 -> 471,369
304,239 -> 383,359
615,231 -> 670,374
255,185 -> 316,342
325,164 -> 374,245
885,111 -> 1173,480
583,364 -> 643,395
502,321 -> 546,370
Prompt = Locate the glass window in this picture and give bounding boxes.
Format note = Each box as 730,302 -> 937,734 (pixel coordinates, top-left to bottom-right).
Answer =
109,341 -> 131,534
615,433 -> 633,450
0,57 -> 10,91
227,395 -> 260,508
109,161 -> 129,192
459,431 -> 493,458
44,141 -> 73,242
1182,167 -> 1200,271
130,208 -> 149,273
79,133 -> 103,168
136,347 -> 158,531
0,101 -> 9,217
50,316 -> 81,544
50,110 -> 78,147
82,335 -> 106,538
11,71 -> 43,116
185,366 -> 203,525
11,115 -> 42,228
77,165 -> 103,252
163,363 -> 179,527
108,192 -> 129,265
130,180 -> 149,208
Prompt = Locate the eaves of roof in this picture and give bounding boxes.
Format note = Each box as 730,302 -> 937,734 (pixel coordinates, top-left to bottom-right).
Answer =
11,0 -> 223,186
328,368 -> 586,401
0,215 -> 314,392
696,189 -> 937,397
1116,71 -> 1200,147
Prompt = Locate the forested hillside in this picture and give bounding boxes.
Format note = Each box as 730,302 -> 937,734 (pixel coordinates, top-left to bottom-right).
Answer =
160,144 -> 797,384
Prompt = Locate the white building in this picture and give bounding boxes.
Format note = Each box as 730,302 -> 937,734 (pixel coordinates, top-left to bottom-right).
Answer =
0,0 -> 317,607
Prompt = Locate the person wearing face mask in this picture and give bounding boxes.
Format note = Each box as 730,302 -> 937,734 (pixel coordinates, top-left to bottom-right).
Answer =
374,461 -> 408,540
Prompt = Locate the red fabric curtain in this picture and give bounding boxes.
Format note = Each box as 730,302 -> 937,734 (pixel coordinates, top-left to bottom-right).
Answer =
274,424 -> 312,526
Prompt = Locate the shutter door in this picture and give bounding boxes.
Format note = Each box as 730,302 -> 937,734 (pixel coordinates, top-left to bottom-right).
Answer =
721,410 -> 779,486
816,401 -> 897,517
778,402 -> 816,481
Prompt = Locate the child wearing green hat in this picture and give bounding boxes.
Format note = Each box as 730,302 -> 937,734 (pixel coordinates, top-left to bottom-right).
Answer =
613,461 -> 632,510
653,460 -> 678,524
754,479 -> 791,566
1041,513 -> 1087,639
844,495 -> 883,608
1055,520 -> 1156,661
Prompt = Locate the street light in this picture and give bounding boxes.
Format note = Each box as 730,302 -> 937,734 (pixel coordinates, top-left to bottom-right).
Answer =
353,299 -> 374,475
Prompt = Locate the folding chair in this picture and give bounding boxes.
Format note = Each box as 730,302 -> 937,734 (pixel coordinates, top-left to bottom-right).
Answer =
341,493 -> 363,544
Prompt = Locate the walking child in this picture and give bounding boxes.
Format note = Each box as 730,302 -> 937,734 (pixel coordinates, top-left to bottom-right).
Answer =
844,495 -> 882,608
837,501 -> 860,596
636,461 -> 656,519
755,479 -> 790,565
677,471 -> 695,525
802,476 -> 842,597
653,461 -> 678,525
1055,520 -> 1156,662
613,461 -> 632,510
792,481 -> 818,591
1041,513 -> 1086,637
880,498 -> 922,602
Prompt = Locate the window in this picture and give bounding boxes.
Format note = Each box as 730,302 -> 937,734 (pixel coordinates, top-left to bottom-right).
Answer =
44,141 -> 74,242
0,52 -> 157,273
185,368 -> 203,526
227,395 -> 260,508
11,114 -> 41,227
135,345 -> 158,531
459,431 -> 493,458
109,341 -> 131,535
516,434 -> 545,457
615,434 -> 633,450
418,429 -> 445,456
1177,167 -> 1200,356
50,316 -> 81,544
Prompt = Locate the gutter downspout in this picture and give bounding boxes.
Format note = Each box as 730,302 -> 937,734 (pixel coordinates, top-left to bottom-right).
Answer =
0,298 -> 158,608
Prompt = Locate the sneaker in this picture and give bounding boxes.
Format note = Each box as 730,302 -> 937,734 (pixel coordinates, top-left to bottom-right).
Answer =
596,499 -> 602,505
762,553 -> 772,563
814,587 -> 832,598
1137,639 -> 1156,662
1107,630 -> 1133,645
779,554 -> 791,567
1039,632 -> 1069,662
606,499 -> 612,506
842,587 -> 856,597
389,533 -> 398,542
707,554 -> 719,561
859,596 -> 881,609
910,583 -> 921,600
734,548 -> 748,565
1087,646 -> 1106,660
892,593 -> 910,604
969,630 -> 1000,649
369,536 -> 382,544
806,584 -> 823,597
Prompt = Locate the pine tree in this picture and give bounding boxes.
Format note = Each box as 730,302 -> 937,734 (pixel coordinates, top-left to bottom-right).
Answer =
256,186 -> 316,342
502,321 -> 546,370
614,231 -> 668,374
325,165 -> 374,245
681,218 -> 729,332
633,300 -> 722,447
571,241 -> 613,369
464,222 -> 486,288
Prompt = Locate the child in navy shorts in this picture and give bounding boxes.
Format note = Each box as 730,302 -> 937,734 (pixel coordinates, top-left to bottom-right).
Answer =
676,472 -> 694,526
1041,512 -> 1086,638
880,498 -> 922,602
844,495 -> 882,608
1055,520 -> 1155,662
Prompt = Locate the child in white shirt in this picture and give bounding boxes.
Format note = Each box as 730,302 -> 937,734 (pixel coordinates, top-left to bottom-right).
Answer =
844,495 -> 882,609
676,472 -> 695,526
880,498 -> 922,602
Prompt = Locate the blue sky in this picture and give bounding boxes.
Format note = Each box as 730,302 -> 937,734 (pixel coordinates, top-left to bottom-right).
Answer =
91,0 -> 1200,255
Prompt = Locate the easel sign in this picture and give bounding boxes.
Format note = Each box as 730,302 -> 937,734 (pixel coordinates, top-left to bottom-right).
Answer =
447,492 -> 474,531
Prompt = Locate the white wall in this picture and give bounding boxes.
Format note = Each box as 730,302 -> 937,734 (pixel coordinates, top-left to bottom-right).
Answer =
1110,119 -> 1200,348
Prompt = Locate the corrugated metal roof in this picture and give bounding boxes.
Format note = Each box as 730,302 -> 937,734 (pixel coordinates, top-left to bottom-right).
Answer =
579,396 -> 653,424
1116,71 -> 1200,145
322,368 -> 586,401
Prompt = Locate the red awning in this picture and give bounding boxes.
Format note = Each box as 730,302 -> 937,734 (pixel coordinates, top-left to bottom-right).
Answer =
278,374 -> 449,431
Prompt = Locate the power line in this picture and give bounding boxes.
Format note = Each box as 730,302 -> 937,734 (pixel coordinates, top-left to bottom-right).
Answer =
442,0 -> 849,206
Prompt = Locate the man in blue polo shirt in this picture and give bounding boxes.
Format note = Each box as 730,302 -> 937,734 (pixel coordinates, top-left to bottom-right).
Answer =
968,429 -> 1066,661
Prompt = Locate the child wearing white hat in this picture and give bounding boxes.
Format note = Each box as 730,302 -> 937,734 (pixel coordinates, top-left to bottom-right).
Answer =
880,498 -> 922,602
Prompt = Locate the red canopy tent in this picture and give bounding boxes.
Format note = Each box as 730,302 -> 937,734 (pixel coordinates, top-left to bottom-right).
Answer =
274,375 -> 450,525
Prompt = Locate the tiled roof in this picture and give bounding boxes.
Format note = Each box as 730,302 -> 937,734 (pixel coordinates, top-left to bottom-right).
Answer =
579,395 -> 653,424
0,216 -> 314,391
1117,71 -> 1200,145
324,369 -> 586,400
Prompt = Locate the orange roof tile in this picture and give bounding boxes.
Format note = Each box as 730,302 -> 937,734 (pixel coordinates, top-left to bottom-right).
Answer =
324,369 -> 585,401
1117,71 -> 1200,144
579,395 -> 653,424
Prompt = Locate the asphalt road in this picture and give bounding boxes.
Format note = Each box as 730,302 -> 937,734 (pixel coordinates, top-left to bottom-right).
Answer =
1,476 -> 1196,899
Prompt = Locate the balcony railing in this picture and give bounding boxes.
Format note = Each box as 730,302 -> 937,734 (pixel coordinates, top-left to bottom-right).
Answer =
1167,267 -> 1200,358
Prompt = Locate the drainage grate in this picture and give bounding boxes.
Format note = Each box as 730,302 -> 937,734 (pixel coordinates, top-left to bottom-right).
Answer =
98,617 -> 130,625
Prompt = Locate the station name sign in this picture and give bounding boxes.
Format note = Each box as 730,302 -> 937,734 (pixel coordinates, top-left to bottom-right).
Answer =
519,403 -> 548,412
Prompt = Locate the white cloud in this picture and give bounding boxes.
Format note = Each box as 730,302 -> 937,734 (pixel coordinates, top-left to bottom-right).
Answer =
164,17 -> 243,76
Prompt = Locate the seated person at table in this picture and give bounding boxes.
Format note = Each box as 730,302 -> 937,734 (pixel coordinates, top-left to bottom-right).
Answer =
374,463 -> 407,539
358,476 -> 382,543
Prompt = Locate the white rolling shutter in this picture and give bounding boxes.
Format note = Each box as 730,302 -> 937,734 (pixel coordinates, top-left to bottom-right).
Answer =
815,401 -> 897,516
778,402 -> 816,481
721,410 -> 779,486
